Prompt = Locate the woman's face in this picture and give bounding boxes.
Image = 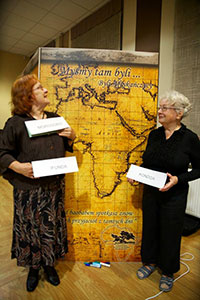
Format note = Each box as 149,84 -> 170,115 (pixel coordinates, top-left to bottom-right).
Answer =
158,99 -> 181,125
32,81 -> 50,108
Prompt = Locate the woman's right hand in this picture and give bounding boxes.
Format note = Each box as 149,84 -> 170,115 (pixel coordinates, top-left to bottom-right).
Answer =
8,161 -> 35,178
127,178 -> 136,185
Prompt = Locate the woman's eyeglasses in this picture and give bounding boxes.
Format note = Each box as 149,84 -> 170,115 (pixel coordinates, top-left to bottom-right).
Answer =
33,84 -> 44,91
157,106 -> 178,112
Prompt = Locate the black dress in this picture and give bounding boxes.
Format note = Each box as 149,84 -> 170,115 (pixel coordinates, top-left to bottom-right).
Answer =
141,124 -> 200,275
0,112 -> 73,268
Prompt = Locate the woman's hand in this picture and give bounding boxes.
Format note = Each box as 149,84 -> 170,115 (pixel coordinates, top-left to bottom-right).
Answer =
159,173 -> 178,192
9,161 -> 35,179
58,127 -> 76,141
127,178 -> 137,185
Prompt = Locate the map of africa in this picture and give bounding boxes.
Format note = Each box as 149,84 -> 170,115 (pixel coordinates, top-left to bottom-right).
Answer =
37,48 -> 158,261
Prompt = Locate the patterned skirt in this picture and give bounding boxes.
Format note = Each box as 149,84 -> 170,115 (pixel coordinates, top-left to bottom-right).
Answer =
11,180 -> 68,268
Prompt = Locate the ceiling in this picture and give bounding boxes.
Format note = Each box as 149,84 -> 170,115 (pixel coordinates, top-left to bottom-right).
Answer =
0,0 -> 110,57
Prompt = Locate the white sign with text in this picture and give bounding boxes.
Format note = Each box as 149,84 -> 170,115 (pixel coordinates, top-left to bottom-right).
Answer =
32,156 -> 78,177
126,164 -> 167,189
25,117 -> 69,137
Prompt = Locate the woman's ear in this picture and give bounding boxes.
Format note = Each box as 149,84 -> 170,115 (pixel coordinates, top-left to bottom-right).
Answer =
29,91 -> 35,101
176,110 -> 184,120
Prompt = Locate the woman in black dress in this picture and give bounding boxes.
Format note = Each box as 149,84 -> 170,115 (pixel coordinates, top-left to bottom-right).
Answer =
0,74 -> 76,291
128,90 -> 200,292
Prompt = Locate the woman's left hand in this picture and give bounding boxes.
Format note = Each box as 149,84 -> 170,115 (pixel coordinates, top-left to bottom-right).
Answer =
58,127 -> 76,141
159,173 -> 178,192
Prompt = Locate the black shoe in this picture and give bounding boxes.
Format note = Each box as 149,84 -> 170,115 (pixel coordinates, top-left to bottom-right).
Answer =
43,266 -> 60,286
26,267 -> 39,292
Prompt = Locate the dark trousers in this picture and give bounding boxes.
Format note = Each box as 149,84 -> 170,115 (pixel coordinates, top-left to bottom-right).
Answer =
141,184 -> 188,275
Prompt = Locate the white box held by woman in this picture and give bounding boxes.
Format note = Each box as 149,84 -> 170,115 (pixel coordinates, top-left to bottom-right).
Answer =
32,156 -> 78,177
126,164 -> 167,189
25,117 -> 69,137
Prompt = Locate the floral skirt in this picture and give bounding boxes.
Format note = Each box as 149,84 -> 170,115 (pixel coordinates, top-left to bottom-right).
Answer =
11,180 -> 68,268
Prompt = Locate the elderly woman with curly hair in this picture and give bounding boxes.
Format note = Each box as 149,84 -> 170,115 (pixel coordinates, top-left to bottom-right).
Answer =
0,74 -> 76,292
128,90 -> 200,292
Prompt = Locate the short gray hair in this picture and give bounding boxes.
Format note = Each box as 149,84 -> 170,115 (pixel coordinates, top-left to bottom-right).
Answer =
159,90 -> 192,118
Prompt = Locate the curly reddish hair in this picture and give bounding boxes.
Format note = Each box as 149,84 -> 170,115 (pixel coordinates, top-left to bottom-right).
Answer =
11,74 -> 38,115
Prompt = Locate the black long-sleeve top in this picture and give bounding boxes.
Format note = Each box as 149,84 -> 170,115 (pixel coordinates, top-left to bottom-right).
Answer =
142,124 -> 200,187
0,111 -> 73,190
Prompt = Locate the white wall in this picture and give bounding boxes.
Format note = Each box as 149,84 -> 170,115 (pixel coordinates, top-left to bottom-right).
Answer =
122,0 -> 137,51
0,51 -> 29,129
159,0 -> 175,97
122,0 -> 175,97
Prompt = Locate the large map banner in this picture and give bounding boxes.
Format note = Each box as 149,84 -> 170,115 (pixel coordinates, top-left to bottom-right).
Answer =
26,48 -> 158,262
